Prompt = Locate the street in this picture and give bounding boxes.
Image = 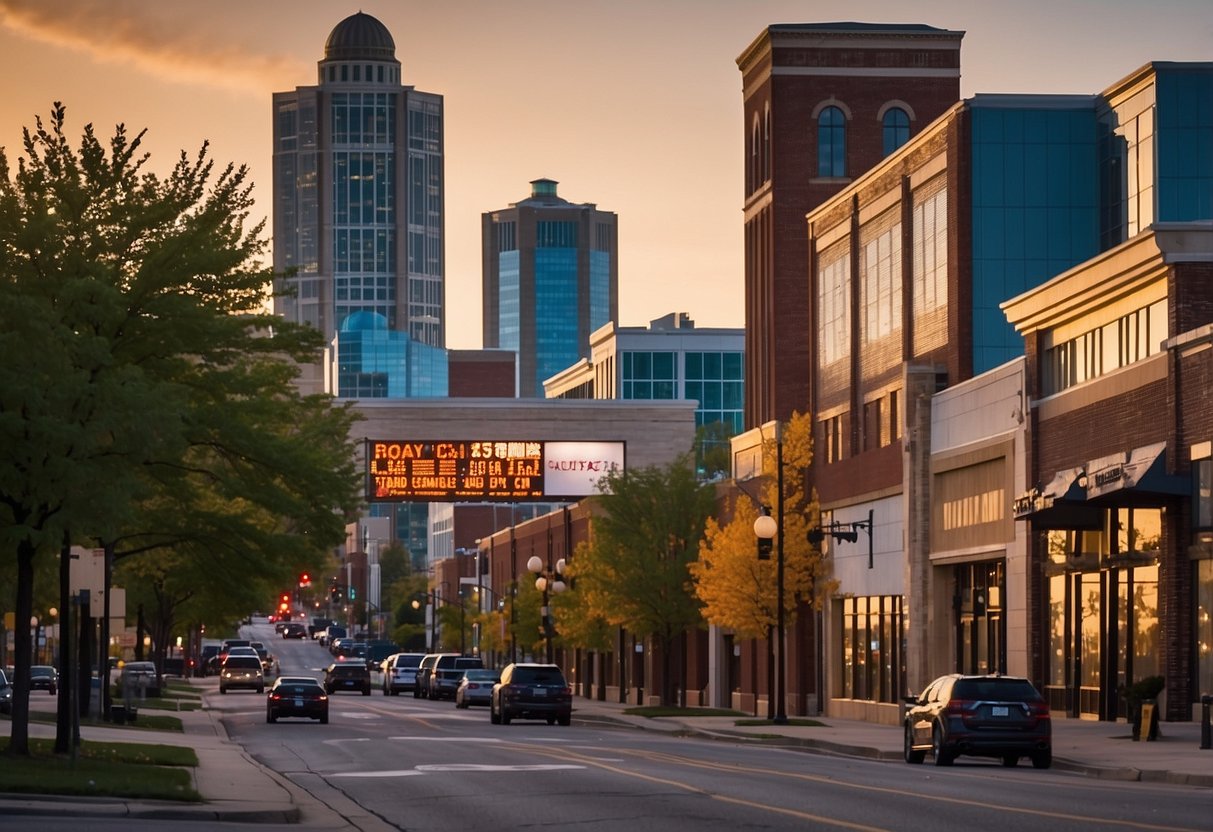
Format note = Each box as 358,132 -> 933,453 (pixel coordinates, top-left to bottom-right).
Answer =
190,621 -> 1213,832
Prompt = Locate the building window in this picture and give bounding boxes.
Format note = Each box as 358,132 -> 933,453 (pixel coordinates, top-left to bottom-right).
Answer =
751,113 -> 761,193
537,221 -> 578,248
1196,456 -> 1212,530
763,103 -> 771,182
861,209 -> 902,344
818,106 -> 846,177
818,245 -> 851,365
883,108 -> 910,156
820,413 -> 847,463
1043,298 -> 1167,394
837,595 -> 904,703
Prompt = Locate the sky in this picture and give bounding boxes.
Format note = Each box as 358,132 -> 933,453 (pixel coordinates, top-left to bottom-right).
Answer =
1,0 -> 1210,349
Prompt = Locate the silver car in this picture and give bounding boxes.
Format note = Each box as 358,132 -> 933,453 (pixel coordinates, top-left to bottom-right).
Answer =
382,652 -> 424,696
455,668 -> 500,708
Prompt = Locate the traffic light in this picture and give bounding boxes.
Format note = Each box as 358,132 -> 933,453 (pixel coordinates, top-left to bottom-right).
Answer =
278,593 -> 290,612
300,572 -> 311,587
756,537 -> 773,560
348,586 -> 356,600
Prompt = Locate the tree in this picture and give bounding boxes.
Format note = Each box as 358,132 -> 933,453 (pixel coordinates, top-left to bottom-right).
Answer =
0,105 -> 362,754
690,411 -> 834,716
572,455 -> 714,705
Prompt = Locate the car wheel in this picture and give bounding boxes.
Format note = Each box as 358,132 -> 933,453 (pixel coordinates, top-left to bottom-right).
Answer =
257,686 -> 264,694
490,702 -> 501,724
413,688 -> 420,698
501,707 -> 512,725
903,725 -> 925,764
1031,749 -> 1052,769
546,716 -> 556,725
320,713 -> 329,725
49,687 -> 57,696
558,713 -> 571,727
362,688 -> 370,696
1002,755 -> 1019,767
456,699 -> 467,709
931,724 -> 953,766
267,710 -> 277,724
220,686 -> 227,694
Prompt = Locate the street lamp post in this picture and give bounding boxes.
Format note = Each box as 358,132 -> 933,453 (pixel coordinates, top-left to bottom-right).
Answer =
752,420 -> 788,725
412,588 -> 468,654
526,555 -> 567,663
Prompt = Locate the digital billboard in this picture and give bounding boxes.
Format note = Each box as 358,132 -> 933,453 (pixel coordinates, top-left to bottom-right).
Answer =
366,440 -> 625,502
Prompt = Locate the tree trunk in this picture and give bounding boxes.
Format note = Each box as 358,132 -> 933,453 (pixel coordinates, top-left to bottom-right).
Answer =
54,534 -> 74,753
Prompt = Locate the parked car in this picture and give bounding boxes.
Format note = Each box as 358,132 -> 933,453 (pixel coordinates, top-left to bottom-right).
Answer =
382,652 -> 425,696
490,663 -> 572,725
219,655 -> 265,694
0,668 -> 12,714
429,655 -> 484,700
118,661 -> 160,697
29,665 -> 59,696
221,638 -> 251,652
266,676 -> 329,724
309,617 -> 334,640
903,673 -> 1052,769
324,661 -> 371,695
282,622 -> 308,639
413,653 -> 448,699
455,668 -> 500,708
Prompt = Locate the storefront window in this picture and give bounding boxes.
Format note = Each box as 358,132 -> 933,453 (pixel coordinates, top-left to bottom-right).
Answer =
1048,572 -> 1067,687
837,595 -> 903,703
1197,560 -> 1213,697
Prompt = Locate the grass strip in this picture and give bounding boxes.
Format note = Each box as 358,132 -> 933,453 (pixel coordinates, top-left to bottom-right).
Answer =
0,737 -> 199,801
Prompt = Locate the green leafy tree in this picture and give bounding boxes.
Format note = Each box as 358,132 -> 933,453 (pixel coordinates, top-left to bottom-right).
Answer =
0,105 -> 361,754
572,455 -> 714,705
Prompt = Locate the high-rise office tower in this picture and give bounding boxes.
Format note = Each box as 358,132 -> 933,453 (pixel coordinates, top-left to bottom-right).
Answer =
273,12 -> 444,394
482,179 -> 619,398
737,23 -> 964,428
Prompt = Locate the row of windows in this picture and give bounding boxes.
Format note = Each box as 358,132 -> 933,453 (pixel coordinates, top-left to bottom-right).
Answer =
818,178 -> 950,368
323,62 -> 400,86
334,228 -> 395,273
497,221 -> 517,252
1042,298 -> 1167,394
407,104 -> 442,154
335,275 -> 394,303
537,221 -> 578,248
333,152 -> 394,225
332,93 -> 396,145
862,391 -> 902,453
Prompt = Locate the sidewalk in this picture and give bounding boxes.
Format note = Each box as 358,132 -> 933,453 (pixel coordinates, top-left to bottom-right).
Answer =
3,687 -> 1212,825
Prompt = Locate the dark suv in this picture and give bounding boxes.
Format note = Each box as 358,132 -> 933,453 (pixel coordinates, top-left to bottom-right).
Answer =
428,655 -> 484,700
490,663 -> 572,726
903,673 -> 1051,768
324,661 -> 371,695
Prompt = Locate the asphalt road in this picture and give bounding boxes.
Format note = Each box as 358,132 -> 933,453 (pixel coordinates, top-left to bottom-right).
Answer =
195,621 -> 1213,832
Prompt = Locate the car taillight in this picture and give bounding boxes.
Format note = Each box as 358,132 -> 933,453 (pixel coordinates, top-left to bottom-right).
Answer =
269,693 -> 281,701
943,699 -> 974,717
1030,702 -> 1050,718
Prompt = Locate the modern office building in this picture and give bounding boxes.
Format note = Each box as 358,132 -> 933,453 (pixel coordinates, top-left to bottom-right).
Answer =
737,23 -> 965,428
482,179 -> 619,398
544,313 -> 744,475
273,11 -> 445,394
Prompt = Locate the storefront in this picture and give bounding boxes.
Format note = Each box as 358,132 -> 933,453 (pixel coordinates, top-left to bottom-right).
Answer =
1016,443 -> 1187,720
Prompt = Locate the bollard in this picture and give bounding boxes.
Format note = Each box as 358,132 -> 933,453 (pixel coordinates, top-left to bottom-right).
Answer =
1202,695 -> 1213,750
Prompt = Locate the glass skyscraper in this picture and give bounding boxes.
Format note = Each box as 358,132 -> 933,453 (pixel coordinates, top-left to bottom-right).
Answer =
273,12 -> 444,394
482,179 -> 618,397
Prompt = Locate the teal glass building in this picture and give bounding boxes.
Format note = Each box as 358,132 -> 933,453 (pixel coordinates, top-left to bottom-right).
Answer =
482,180 -> 618,397
273,12 -> 445,394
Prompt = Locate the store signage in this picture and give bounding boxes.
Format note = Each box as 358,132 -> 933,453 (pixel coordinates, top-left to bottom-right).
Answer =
366,440 -> 625,502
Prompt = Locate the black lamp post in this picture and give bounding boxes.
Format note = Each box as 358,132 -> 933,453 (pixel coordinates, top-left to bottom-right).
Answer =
752,420 -> 787,725
412,588 -> 468,654
526,555 -> 567,662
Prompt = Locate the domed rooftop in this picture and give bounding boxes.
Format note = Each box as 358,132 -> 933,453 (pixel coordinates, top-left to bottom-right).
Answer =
324,12 -> 396,62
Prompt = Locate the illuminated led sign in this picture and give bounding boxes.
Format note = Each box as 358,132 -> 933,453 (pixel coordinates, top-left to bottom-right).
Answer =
366,440 -> 625,502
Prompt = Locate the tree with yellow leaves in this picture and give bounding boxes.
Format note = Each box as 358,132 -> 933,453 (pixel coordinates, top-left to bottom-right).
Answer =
690,411 -> 833,715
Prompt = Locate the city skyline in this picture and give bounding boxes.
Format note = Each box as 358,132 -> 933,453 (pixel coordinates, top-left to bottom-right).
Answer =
1,0 -> 1209,349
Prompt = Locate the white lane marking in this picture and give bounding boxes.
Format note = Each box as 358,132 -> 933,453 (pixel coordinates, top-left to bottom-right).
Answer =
329,763 -> 583,778
388,742 -> 502,747
335,712 -> 382,719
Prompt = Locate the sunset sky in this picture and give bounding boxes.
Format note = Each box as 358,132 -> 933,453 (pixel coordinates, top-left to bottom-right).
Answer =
1,0 -> 1209,348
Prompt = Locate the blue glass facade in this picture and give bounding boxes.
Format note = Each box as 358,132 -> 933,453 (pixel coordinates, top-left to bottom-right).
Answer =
336,311 -> 448,398
498,250 -> 520,351
590,251 -> 611,332
970,104 -> 1100,374
1155,68 -> 1213,223
534,248 -> 580,393
620,349 -> 745,436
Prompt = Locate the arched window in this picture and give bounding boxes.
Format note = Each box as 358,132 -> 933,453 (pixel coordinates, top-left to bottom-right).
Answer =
763,104 -> 771,182
883,108 -> 910,156
818,106 -> 846,177
751,113 -> 761,192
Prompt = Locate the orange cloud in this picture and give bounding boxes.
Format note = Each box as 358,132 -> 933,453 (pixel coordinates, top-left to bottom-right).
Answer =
0,0 -> 303,92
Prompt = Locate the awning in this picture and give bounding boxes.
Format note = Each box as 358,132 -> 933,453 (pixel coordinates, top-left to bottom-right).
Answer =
1085,442 -> 1190,503
1013,466 -> 1100,527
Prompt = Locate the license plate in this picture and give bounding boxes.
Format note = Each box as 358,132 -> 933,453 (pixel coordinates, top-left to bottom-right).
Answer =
992,705 -> 1009,717
294,698 -> 303,707
533,687 -> 547,697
